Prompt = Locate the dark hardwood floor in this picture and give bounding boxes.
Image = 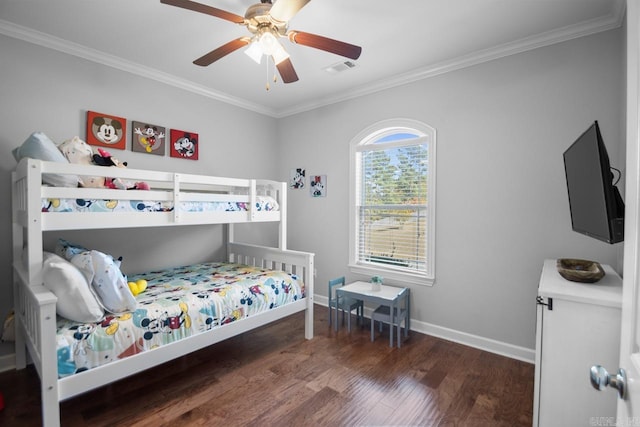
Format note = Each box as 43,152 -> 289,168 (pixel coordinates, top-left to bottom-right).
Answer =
0,304 -> 534,426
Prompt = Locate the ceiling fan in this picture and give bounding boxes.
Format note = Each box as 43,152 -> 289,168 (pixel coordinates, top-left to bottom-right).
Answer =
160,0 -> 362,84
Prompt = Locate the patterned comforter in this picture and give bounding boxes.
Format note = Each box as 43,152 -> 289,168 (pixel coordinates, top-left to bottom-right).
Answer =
56,262 -> 304,378
42,196 -> 279,213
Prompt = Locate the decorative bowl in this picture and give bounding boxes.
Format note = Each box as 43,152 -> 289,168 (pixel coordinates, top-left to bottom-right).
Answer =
556,258 -> 605,283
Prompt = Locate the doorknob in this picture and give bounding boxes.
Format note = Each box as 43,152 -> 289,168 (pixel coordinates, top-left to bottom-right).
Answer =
590,365 -> 627,399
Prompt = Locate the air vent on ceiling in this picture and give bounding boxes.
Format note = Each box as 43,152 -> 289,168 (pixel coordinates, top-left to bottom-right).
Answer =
324,60 -> 357,74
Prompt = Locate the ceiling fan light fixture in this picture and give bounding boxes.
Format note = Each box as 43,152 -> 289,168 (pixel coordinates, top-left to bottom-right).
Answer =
244,40 -> 263,64
246,28 -> 289,65
258,31 -> 279,55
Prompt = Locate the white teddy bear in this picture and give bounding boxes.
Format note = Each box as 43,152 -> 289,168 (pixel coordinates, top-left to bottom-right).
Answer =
57,137 -> 104,188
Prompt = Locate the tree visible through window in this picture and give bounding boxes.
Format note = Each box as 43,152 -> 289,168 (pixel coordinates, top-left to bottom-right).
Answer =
350,120 -> 435,284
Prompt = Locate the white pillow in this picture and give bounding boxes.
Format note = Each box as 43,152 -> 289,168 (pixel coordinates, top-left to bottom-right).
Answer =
71,250 -> 136,314
12,132 -> 79,187
42,252 -> 104,323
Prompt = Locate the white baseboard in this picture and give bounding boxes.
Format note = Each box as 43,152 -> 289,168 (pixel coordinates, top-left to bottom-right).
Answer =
0,352 -> 15,373
411,319 -> 535,363
314,295 -> 535,364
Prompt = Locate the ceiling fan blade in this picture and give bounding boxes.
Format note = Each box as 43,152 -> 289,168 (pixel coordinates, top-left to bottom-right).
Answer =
160,0 -> 245,24
276,58 -> 299,83
269,0 -> 311,23
193,37 -> 251,66
287,31 -> 362,60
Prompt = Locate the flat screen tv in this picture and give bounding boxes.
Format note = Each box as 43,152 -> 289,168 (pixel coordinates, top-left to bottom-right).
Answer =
563,121 -> 624,244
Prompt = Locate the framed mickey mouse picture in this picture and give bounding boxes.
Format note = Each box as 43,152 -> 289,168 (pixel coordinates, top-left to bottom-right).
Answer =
169,129 -> 198,160
86,111 -> 127,150
131,121 -> 166,156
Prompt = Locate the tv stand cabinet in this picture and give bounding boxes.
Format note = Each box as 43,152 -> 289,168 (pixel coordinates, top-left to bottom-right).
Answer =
533,259 -> 622,426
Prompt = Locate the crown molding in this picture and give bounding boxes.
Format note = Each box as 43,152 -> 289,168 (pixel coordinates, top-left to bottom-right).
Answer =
0,0 -> 626,119
0,19 -> 275,117
274,1 -> 626,117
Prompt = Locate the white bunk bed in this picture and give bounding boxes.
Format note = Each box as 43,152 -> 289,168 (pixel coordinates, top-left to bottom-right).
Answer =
11,158 -> 315,427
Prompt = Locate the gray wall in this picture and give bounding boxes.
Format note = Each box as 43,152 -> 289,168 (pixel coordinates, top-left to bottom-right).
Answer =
0,26 -> 625,359
277,28 -> 625,351
0,35 -> 280,357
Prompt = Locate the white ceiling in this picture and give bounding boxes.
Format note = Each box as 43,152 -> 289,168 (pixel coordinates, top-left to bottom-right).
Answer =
0,0 -> 626,117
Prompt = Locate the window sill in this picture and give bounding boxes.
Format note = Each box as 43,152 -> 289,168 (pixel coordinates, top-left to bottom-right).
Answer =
348,263 -> 434,287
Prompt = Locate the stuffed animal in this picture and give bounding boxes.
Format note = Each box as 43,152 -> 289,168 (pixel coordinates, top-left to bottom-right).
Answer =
92,148 -> 149,190
93,147 -> 127,168
57,137 -> 105,188
93,148 -> 127,189
128,279 -> 148,296
129,181 -> 150,191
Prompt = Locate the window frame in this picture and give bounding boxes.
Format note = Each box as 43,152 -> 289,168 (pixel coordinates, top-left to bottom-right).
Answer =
349,118 -> 436,286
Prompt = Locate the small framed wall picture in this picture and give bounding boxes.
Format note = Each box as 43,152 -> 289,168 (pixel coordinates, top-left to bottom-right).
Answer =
86,111 -> 127,150
290,168 -> 305,189
170,129 -> 198,160
132,121 -> 166,155
310,175 -> 327,197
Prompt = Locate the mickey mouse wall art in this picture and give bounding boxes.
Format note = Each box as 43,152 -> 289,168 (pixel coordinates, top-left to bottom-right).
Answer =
170,129 -> 198,160
86,111 -> 127,150
132,121 -> 166,156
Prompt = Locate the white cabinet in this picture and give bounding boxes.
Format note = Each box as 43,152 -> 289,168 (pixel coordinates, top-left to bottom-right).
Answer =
533,259 -> 622,427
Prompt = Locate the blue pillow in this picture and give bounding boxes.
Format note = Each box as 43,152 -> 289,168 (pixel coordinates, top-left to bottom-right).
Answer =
71,250 -> 136,314
12,132 -> 79,187
55,238 -> 88,261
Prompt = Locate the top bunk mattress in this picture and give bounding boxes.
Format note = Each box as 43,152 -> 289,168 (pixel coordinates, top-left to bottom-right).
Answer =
56,261 -> 305,378
42,195 -> 279,213
13,158 -> 286,229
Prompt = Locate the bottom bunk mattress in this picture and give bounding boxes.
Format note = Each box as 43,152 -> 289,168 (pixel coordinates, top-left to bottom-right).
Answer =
55,262 -> 305,378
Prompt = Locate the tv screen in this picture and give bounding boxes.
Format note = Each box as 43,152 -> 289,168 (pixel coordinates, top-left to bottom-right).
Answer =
563,121 -> 624,244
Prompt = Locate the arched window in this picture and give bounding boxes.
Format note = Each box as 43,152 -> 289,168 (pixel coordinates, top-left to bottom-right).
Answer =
349,119 -> 436,285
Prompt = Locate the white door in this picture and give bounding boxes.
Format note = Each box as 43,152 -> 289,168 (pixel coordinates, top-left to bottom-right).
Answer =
617,1 -> 640,424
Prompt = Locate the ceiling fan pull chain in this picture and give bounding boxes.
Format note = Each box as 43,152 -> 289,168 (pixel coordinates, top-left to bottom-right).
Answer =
265,58 -> 270,91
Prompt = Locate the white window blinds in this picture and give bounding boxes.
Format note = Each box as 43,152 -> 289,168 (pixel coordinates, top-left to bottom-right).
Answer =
356,134 -> 429,275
